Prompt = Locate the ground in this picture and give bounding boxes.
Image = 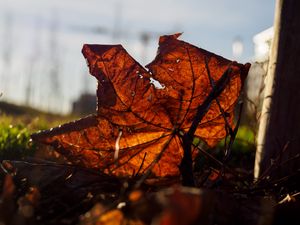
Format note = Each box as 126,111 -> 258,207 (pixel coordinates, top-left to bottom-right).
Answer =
0,101 -> 299,225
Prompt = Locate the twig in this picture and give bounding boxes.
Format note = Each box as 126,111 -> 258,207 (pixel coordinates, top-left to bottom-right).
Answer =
255,141 -> 290,184
204,58 -> 234,137
134,134 -> 175,189
180,66 -> 231,186
223,102 -> 243,161
193,142 -> 247,184
133,152 -> 147,178
204,58 -> 243,161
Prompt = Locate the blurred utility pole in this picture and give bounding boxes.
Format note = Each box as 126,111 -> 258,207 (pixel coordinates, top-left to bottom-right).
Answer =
140,32 -> 151,64
112,1 -> 122,41
47,11 -> 62,112
255,0 -> 300,180
25,16 -> 42,106
1,12 -> 13,97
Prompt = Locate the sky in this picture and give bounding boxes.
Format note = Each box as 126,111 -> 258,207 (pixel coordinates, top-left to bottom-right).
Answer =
0,0 -> 276,113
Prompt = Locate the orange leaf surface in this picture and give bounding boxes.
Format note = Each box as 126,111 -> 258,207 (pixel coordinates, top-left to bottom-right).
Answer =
32,34 -> 250,178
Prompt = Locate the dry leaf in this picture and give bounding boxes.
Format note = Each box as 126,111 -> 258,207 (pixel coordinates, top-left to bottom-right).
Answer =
32,33 -> 250,178
80,204 -> 145,225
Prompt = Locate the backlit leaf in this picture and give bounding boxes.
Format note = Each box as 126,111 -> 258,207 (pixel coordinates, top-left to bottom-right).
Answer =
32,34 -> 250,178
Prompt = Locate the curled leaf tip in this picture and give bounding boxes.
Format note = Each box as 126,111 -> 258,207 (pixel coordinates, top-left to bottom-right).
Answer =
159,33 -> 183,44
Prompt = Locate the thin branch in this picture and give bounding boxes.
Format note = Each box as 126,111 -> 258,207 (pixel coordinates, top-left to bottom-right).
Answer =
134,134 -> 175,189
255,141 -> 290,184
223,102 -> 243,161
204,58 -> 234,136
180,67 -> 232,186
204,58 -> 242,161
132,152 -> 147,178
187,67 -> 231,137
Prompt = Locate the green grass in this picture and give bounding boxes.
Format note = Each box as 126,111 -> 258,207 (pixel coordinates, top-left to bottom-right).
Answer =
0,122 -> 35,160
216,125 -> 256,169
0,114 -> 76,160
193,125 -> 256,172
229,125 -> 256,152
0,101 -> 77,160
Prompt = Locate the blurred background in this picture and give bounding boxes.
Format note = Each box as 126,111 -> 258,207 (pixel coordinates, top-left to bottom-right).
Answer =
0,0 -> 275,115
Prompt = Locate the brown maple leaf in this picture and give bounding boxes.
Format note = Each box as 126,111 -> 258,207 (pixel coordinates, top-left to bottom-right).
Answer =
31,33 -> 250,178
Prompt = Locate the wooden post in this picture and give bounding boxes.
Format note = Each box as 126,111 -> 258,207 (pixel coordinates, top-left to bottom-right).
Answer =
255,0 -> 300,179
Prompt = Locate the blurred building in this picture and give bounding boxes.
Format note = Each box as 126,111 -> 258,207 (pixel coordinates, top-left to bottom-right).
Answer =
72,93 -> 97,116
253,27 -> 274,62
243,27 -> 274,129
